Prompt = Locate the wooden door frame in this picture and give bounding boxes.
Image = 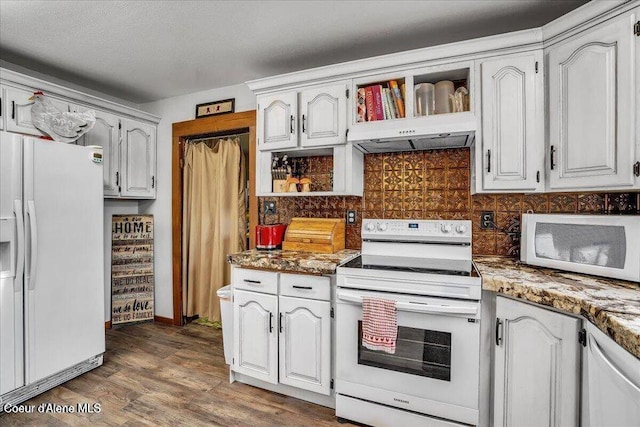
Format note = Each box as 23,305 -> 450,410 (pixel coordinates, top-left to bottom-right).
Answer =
172,110 -> 257,326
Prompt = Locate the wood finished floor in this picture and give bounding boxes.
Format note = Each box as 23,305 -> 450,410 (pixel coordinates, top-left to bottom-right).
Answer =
1,322 -> 357,426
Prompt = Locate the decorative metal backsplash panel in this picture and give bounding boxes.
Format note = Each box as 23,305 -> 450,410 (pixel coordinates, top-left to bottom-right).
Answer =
260,148 -> 640,257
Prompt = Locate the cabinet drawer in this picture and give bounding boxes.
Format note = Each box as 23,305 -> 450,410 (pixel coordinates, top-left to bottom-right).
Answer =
280,274 -> 330,301
232,268 -> 278,294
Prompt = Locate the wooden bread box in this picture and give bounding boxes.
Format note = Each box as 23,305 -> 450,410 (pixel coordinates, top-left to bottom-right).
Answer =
282,218 -> 345,253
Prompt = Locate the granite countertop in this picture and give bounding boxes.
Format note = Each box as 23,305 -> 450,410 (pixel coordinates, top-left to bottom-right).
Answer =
227,249 -> 360,275
474,256 -> 640,359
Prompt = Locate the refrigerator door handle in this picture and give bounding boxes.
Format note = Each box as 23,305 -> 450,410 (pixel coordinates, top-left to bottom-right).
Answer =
13,199 -> 25,291
26,200 -> 38,291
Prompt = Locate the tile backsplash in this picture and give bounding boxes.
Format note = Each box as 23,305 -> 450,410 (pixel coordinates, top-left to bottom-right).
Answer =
259,148 -> 640,257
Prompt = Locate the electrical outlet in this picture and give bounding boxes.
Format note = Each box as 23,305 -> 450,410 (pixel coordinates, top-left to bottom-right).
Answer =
263,201 -> 276,215
481,211 -> 495,229
346,210 -> 357,225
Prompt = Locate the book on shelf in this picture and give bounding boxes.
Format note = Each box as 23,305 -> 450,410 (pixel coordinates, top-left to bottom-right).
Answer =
356,88 -> 367,123
389,80 -> 405,118
364,86 -> 375,121
384,87 -> 398,119
381,87 -> 391,120
371,85 -> 384,121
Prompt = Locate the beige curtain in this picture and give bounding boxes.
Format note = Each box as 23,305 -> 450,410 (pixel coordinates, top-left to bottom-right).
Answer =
182,137 -> 247,321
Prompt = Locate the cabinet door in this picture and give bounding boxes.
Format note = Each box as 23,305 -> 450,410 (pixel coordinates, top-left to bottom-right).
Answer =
257,91 -> 298,151
584,323 -> 640,427
72,105 -> 120,197
279,296 -> 331,395
480,52 -> 543,192
0,86 -> 4,131
300,84 -> 347,148
547,11 -> 638,190
120,119 -> 156,198
233,289 -> 278,384
5,86 -> 69,137
494,297 -> 580,427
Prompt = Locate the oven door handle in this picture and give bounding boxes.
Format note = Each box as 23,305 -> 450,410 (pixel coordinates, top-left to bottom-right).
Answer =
337,291 -> 478,316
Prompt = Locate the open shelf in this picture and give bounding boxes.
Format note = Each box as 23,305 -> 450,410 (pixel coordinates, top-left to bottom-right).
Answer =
256,144 -> 363,197
355,77 -> 407,123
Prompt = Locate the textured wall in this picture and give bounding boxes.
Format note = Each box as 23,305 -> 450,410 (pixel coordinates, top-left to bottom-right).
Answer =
260,148 -> 640,257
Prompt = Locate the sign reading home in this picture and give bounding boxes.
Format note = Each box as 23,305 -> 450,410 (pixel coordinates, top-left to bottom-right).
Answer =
111,215 -> 154,326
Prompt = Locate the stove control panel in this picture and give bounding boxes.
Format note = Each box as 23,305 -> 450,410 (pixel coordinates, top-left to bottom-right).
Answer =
361,219 -> 472,243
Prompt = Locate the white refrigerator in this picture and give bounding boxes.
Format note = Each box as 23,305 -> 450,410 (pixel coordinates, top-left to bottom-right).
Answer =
0,131 -> 105,407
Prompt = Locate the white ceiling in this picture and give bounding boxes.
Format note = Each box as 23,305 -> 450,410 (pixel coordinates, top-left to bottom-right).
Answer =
0,0 -> 587,104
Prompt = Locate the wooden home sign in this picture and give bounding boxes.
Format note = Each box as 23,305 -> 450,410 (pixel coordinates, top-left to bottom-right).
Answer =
111,215 -> 154,326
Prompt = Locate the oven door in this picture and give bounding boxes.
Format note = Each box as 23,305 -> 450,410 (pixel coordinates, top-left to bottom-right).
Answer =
336,287 -> 480,425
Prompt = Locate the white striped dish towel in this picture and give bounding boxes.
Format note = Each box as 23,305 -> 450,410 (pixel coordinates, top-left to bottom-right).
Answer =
362,297 -> 398,354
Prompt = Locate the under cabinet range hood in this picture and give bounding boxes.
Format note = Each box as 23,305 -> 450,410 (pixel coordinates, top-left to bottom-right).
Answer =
348,111 -> 476,154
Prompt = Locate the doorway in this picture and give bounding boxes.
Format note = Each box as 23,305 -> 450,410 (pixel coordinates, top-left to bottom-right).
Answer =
172,111 -> 257,326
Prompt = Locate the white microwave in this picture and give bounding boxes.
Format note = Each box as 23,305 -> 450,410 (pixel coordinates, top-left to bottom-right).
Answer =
521,214 -> 640,282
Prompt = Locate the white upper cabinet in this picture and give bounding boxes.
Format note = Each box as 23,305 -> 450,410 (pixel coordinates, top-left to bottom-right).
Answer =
479,51 -> 544,192
233,289 -> 279,385
278,295 -> 331,395
494,296 -> 581,427
300,84 -> 347,148
547,9 -> 639,191
4,86 -> 69,137
72,106 -> 120,197
258,91 -> 298,151
258,83 -> 348,151
120,119 -> 156,199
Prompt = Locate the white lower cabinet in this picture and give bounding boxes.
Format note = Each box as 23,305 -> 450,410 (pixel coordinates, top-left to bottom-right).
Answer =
233,289 -> 279,384
583,322 -> 640,427
232,268 -> 333,397
279,295 -> 331,395
493,296 -> 581,427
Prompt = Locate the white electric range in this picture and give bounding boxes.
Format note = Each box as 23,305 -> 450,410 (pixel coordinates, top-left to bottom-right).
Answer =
336,219 -> 482,427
